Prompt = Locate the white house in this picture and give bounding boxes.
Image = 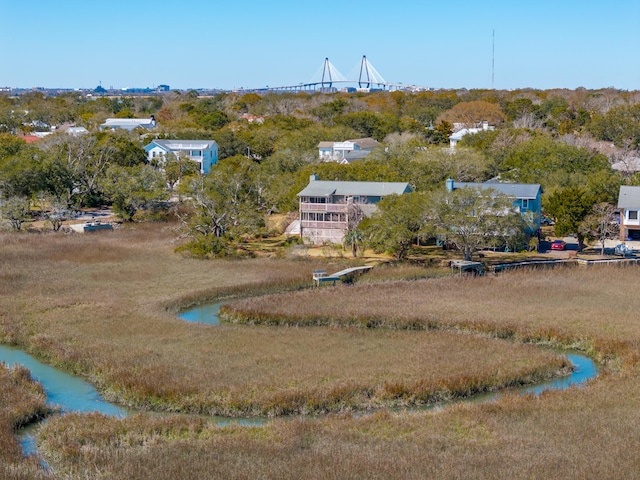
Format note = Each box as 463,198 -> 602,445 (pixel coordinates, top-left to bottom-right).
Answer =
144,139 -> 218,174
100,116 -> 157,131
617,186 -> 640,241
318,137 -> 380,162
449,122 -> 494,148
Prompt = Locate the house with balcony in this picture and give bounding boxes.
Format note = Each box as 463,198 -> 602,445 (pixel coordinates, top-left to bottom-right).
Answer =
445,178 -> 542,233
144,139 -> 218,174
318,138 -> 380,162
297,174 -> 412,244
617,186 -> 640,241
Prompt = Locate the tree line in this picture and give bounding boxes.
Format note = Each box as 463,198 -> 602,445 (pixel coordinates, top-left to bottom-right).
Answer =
1,87 -> 639,257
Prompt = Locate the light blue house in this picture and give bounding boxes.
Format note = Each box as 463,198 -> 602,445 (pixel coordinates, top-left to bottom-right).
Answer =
144,139 -> 218,174
445,178 -> 543,233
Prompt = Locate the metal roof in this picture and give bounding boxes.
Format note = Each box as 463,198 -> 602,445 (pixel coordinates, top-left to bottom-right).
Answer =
453,181 -> 541,199
148,139 -> 217,151
618,185 -> 640,209
298,180 -> 412,197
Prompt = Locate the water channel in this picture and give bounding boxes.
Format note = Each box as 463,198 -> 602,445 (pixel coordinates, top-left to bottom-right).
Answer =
1,303 -> 597,460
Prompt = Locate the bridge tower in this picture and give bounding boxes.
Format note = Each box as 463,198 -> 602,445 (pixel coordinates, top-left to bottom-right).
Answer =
320,58 -> 333,88
358,55 -> 386,89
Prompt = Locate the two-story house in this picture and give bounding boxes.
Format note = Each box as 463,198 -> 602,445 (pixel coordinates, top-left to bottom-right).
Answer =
445,179 -> 543,233
144,139 -> 219,174
298,174 -> 412,244
617,186 -> 640,241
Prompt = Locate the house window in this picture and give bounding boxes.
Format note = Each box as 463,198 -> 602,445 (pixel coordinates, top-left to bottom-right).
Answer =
629,210 -> 638,220
521,199 -> 529,210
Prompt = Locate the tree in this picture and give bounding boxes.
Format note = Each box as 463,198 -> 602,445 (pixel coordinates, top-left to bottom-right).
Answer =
435,187 -> 525,261
437,101 -> 506,128
0,196 -> 30,230
363,193 -> 432,260
100,164 -> 168,221
579,202 -> 619,255
162,152 -> 200,191
544,186 -> 595,250
177,157 -> 265,255
343,202 -> 366,257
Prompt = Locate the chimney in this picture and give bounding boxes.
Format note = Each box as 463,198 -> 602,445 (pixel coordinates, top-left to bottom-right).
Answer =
150,114 -> 156,126
446,178 -> 455,192
310,173 -> 318,182
482,121 -> 489,130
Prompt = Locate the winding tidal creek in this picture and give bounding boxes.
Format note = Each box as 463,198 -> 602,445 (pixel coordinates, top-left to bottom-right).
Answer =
1,304 -> 598,461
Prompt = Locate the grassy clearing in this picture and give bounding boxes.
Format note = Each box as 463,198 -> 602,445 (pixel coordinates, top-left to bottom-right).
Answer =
0,363 -> 49,479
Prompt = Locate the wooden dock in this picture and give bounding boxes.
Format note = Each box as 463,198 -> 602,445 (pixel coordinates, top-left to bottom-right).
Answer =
313,266 -> 373,286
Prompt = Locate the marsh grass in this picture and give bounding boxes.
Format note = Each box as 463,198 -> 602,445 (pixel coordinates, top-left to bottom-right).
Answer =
0,363 -> 49,479
223,266 -> 640,367
0,226 -> 563,417
38,370 -> 640,479
5,224 -> 640,478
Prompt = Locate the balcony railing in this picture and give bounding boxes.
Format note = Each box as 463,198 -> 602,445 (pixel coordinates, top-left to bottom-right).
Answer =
301,220 -> 348,229
300,202 -> 348,213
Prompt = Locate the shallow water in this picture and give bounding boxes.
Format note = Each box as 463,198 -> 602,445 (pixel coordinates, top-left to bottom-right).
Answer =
178,303 -> 221,325
0,345 -> 128,456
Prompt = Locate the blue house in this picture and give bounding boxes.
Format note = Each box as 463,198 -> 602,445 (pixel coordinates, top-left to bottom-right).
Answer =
445,178 -> 543,233
144,139 -> 218,174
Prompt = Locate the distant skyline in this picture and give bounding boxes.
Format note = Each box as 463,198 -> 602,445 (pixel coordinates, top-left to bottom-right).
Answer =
1,0 -> 639,91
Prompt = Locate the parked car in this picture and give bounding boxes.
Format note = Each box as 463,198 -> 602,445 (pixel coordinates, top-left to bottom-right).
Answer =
550,239 -> 567,251
541,216 -> 555,226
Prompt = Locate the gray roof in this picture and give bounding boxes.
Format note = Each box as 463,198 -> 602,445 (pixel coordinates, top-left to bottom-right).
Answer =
453,181 -> 541,199
298,180 -> 412,197
342,150 -> 372,162
149,139 -> 217,151
618,185 -> 640,209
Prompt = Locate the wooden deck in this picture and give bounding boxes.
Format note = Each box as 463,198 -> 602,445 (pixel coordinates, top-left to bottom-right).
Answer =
313,266 -> 373,285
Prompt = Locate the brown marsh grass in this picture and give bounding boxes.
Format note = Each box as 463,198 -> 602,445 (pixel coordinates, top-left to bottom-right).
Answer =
0,225 -> 562,416
0,363 -> 49,479
223,265 -> 640,367
38,369 -> 640,479
4,224 -> 640,478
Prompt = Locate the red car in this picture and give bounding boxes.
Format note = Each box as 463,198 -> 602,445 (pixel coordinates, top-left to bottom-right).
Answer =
550,239 -> 567,251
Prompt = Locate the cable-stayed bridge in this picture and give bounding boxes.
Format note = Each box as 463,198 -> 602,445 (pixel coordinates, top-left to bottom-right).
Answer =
236,56 -> 429,93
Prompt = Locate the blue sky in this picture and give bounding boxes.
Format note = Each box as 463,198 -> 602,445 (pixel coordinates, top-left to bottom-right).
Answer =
1,0 -> 639,91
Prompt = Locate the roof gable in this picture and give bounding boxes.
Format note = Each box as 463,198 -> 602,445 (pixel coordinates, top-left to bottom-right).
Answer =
618,185 -> 640,209
298,180 -> 412,198
453,181 -> 541,199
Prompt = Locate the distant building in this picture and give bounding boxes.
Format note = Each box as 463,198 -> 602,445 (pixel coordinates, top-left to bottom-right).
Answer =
318,137 -> 380,162
65,126 -> 89,136
449,122 -> 494,148
156,84 -> 170,92
445,178 -> 542,233
144,139 -> 218,174
100,116 -> 157,131
297,174 -> 412,244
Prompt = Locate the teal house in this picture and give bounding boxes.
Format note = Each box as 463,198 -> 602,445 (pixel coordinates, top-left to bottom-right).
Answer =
445,178 -> 543,233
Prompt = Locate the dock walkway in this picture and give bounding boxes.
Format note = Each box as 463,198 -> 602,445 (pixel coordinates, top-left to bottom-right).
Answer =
313,266 -> 373,285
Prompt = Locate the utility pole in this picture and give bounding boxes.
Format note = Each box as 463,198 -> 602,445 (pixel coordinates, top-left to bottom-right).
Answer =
492,29 -> 495,89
